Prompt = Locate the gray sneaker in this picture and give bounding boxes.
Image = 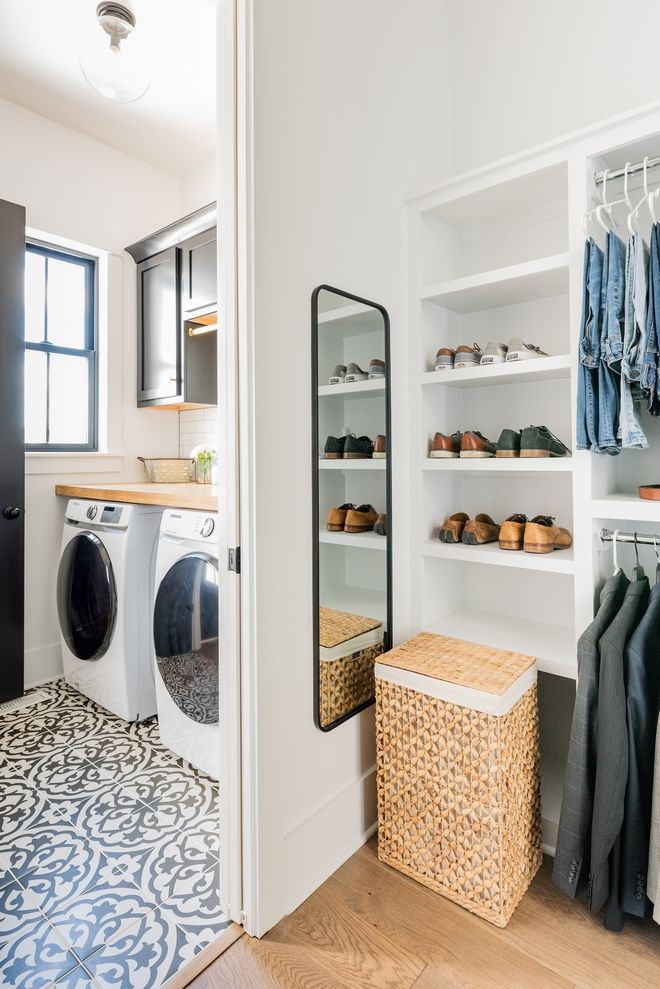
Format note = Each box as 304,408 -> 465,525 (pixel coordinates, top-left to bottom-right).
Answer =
506,339 -> 549,362
345,363 -> 369,382
481,341 -> 508,365
329,364 -> 347,384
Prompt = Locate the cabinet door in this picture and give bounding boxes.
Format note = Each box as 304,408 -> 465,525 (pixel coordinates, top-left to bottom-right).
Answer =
137,247 -> 181,405
181,229 -> 217,313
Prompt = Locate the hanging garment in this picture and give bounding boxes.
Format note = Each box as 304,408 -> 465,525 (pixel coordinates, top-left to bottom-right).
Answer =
620,231 -> 649,449
647,715 -> 660,922
598,231 -> 626,454
589,576 -> 650,918
553,570 -> 629,897
576,238 -> 604,452
643,223 -> 660,416
620,582 -> 660,917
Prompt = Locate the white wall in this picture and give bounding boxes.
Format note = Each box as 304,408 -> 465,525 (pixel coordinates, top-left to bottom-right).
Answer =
0,97 -> 182,686
246,0 -> 454,935
449,0 -> 660,172
181,156 -> 217,215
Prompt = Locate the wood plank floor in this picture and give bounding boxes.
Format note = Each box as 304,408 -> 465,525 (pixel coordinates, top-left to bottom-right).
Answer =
189,837 -> 660,989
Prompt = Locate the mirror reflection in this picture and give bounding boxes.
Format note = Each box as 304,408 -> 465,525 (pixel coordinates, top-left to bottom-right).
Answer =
313,286 -> 392,730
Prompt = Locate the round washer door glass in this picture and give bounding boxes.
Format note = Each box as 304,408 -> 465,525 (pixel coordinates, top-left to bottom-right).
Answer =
57,532 -> 118,661
153,553 -> 219,726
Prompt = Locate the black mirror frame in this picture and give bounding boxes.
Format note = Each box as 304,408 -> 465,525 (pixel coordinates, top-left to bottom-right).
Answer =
311,284 -> 393,731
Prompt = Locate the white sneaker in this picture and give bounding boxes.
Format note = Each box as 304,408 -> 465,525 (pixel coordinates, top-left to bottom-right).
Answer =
480,341 -> 508,365
506,339 -> 549,362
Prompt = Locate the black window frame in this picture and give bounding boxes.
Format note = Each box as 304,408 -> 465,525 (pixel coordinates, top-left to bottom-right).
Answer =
25,240 -> 98,453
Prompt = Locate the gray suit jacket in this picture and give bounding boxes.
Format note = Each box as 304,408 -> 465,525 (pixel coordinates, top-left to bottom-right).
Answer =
589,577 -> 649,915
553,571 -> 628,898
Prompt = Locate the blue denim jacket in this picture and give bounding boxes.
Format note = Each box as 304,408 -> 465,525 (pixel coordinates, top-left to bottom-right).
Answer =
597,232 -> 624,453
576,239 -> 602,450
643,223 -> 660,416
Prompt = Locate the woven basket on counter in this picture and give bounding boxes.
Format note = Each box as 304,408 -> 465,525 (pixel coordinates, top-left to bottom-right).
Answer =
138,457 -> 195,483
375,631 -> 541,928
319,608 -> 384,728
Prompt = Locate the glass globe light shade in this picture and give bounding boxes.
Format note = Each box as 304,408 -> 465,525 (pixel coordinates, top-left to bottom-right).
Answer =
79,9 -> 151,103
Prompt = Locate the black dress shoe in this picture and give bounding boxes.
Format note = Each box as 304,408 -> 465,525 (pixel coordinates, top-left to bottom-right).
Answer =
344,434 -> 374,459
324,435 -> 347,459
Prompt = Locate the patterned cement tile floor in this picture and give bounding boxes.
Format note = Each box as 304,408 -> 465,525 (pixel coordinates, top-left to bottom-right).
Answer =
0,679 -> 232,989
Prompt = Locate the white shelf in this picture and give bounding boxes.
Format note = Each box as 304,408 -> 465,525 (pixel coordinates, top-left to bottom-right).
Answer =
317,302 -> 383,338
319,459 -> 386,470
424,608 -> 576,680
321,584 -> 387,623
421,353 -> 572,388
317,302 -> 373,323
420,253 -> 570,314
423,539 -> 575,575
591,494 -> 660,524
318,380 -> 385,398
319,530 -> 387,551
422,458 -> 573,474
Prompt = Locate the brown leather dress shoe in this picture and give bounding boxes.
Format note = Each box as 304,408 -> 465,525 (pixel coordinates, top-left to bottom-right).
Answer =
462,513 -> 500,544
438,512 -> 469,543
430,431 -> 461,458
499,513 -> 528,550
523,516 -> 573,554
344,504 -> 379,533
460,431 -> 496,458
373,435 -> 387,459
327,504 -> 356,532
374,514 -> 387,536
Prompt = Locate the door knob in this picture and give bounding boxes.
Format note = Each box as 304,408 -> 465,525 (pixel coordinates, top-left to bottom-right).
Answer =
2,506 -> 22,520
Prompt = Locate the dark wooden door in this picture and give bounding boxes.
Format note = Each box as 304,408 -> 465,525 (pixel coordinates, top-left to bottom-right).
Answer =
181,229 -> 217,313
0,199 -> 26,702
137,247 -> 181,406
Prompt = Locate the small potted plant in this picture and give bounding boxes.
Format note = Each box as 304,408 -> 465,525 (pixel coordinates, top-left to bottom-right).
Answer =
191,444 -> 216,484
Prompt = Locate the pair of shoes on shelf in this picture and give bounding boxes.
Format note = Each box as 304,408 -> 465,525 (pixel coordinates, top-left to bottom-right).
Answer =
324,434 -> 387,459
329,359 -> 385,384
435,343 -> 482,370
430,426 -> 571,459
434,339 -> 549,371
327,504 -> 386,534
438,512 -> 572,553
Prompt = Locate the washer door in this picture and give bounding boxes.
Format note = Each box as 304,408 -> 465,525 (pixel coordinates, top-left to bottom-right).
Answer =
153,553 -> 219,726
57,531 -> 117,661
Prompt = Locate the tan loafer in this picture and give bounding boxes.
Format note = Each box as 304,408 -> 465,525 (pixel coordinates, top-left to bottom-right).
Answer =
462,513 -> 500,545
523,515 -> 573,554
327,503 -> 356,532
438,512 -> 469,543
344,504 -> 379,533
499,513 -> 528,551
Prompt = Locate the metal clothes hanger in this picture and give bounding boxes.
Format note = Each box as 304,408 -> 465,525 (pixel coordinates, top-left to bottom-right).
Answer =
632,531 -> 646,582
654,534 -> 660,585
628,156 -> 650,235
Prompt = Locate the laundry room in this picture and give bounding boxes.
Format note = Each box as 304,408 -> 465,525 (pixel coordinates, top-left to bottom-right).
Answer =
0,2 -> 238,987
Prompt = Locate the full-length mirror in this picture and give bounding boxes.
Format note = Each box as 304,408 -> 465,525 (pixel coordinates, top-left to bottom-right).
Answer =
312,285 -> 392,731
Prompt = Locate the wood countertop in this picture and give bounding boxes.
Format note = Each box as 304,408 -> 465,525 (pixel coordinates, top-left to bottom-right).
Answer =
55,482 -> 218,512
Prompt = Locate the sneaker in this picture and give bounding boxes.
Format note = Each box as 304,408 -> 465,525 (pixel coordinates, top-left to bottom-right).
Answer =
520,425 -> 571,458
327,504 -> 356,531
499,513 -> 528,551
329,364 -> 347,384
506,339 -> 550,362
368,358 -> 386,379
523,515 -> 573,554
345,362 -> 369,382
438,512 -> 469,543
344,434 -> 373,459
434,347 -> 455,371
481,341 -> 508,365
324,435 -> 347,459
454,343 -> 483,369
373,435 -> 387,459
430,431 -> 461,458
462,514 -> 500,545
460,431 -> 496,458
495,428 -> 522,458
374,514 -> 387,536
344,504 -> 378,533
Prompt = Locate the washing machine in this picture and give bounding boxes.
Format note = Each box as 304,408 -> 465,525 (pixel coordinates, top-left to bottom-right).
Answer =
153,508 -> 220,779
57,499 -> 162,721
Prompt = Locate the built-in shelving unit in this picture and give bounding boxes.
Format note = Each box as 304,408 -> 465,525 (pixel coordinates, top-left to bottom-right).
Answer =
318,380 -> 385,398
422,540 -> 575,574
590,494 -> 660,523
420,253 -> 569,313
422,458 -> 573,474
319,530 -> 387,551
420,353 -> 571,388
319,459 -> 386,471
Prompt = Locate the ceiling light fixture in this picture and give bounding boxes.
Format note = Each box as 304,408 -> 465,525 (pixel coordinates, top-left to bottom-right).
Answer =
79,2 -> 151,104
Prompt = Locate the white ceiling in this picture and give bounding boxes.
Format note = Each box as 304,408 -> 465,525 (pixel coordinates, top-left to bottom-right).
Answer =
0,0 -> 216,176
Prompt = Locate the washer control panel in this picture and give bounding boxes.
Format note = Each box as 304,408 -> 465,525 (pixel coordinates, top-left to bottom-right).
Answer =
161,509 -> 219,545
65,500 -> 130,529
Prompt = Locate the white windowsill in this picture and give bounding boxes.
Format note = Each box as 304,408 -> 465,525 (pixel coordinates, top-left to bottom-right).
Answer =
25,453 -> 124,476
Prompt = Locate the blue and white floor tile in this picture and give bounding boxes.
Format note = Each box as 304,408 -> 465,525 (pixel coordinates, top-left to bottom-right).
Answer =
0,680 -> 231,989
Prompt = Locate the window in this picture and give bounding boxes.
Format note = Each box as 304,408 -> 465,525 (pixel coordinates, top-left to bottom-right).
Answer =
25,242 -> 98,451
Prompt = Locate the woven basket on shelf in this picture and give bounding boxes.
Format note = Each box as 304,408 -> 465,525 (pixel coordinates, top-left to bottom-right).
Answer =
318,608 -> 384,728
375,632 -> 542,928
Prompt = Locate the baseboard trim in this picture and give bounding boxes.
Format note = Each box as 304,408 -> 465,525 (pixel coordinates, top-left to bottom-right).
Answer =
24,643 -> 63,690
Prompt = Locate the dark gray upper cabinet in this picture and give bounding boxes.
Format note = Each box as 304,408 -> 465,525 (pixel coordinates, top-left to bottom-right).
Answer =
126,204 -> 217,409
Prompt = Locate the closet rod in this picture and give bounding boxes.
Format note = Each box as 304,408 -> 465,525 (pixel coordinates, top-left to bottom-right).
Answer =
594,156 -> 660,186
600,528 -> 660,545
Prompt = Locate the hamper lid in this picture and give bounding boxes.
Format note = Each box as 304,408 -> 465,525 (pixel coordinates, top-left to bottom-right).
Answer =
378,632 -> 535,696
319,608 -> 383,649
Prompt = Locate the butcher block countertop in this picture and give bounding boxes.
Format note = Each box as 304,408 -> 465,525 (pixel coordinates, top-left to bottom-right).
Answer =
55,482 -> 218,512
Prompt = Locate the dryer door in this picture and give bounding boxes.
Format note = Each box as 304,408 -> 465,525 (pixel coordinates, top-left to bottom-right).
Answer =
57,531 -> 117,661
153,552 -> 219,726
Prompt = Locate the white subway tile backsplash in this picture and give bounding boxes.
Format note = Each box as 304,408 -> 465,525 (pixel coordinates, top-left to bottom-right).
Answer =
179,406 -> 219,459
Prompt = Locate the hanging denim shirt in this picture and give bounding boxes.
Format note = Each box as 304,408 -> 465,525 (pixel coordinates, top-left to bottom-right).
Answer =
643,223 -> 660,416
576,239 -> 602,450
598,231 -> 625,453
620,231 -> 648,448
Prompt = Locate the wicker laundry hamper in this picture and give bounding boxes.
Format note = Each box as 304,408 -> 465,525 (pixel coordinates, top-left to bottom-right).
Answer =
318,608 -> 385,728
375,632 -> 542,927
